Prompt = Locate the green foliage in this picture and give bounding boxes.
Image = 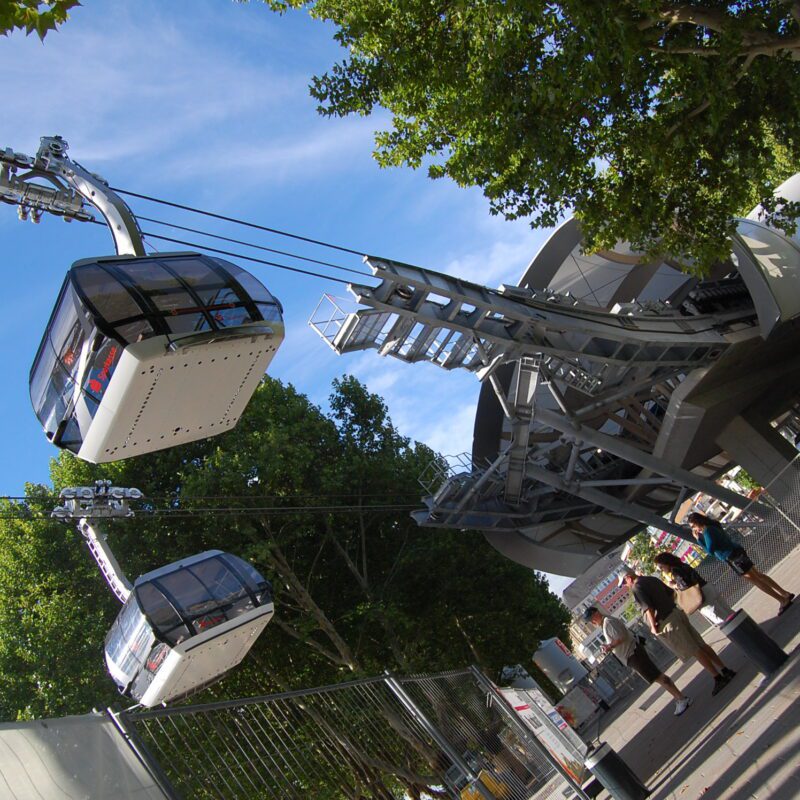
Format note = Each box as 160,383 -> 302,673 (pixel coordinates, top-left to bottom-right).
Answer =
620,597 -> 639,624
0,377 -> 569,720
733,468 -> 762,492
0,1 -> 80,39
258,0 -> 800,272
0,489 -> 118,720
627,530 -> 658,575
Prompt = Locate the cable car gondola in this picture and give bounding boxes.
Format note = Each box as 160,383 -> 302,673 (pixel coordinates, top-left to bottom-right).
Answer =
104,549 -> 274,707
30,251 -> 284,463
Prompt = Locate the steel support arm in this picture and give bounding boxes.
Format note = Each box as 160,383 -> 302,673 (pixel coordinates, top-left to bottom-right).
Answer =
523,462 -> 694,542
1,136 -> 145,256
78,518 -> 132,604
534,407 -> 763,514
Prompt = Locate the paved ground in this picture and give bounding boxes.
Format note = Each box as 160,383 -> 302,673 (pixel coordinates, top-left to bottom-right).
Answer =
594,551 -> 800,800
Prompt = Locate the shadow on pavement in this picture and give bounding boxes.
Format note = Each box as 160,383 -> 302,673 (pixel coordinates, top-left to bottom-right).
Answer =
609,605 -> 800,799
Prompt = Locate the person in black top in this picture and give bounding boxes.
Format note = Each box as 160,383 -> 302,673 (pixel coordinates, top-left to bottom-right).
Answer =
654,552 -> 735,626
619,567 -> 735,696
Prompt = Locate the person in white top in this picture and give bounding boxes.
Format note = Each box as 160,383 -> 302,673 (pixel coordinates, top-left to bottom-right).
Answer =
583,606 -> 692,716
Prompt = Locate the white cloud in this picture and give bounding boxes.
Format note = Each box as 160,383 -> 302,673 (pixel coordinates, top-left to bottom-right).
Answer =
417,402 -> 476,457
1,2 -> 330,182
394,185 -> 551,287
162,116 -> 380,184
440,228 -> 541,286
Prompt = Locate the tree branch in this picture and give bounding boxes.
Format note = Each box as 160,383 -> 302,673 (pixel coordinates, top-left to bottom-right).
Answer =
258,523 -> 360,671
453,614 -> 487,669
272,619 -> 352,666
359,493 -> 369,587
642,4 -> 729,33
653,36 -> 800,58
329,521 -> 411,669
641,4 -> 800,59
305,527 -> 332,591
649,45 -> 719,56
664,97 -> 709,137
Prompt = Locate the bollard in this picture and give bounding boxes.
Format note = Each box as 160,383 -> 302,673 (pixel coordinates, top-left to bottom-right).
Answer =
720,610 -> 787,675
584,742 -> 650,800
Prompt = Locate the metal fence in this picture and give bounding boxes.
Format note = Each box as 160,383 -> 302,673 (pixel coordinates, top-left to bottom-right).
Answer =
115,667 -> 590,800
695,453 -> 800,607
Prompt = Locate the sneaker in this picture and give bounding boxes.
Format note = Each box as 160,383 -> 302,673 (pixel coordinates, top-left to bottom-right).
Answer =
722,667 -> 736,680
674,696 -> 692,716
711,674 -> 731,696
778,594 -> 794,616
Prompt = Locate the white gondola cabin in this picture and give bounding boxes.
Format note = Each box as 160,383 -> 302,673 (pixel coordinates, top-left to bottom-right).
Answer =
105,550 -> 274,707
30,252 -> 284,463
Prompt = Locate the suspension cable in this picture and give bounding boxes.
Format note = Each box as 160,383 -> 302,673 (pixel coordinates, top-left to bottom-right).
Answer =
136,215 -> 369,277
140,231 -> 361,285
0,491 -> 425,502
87,219 -> 361,286
112,187 -> 366,257
0,503 -> 422,520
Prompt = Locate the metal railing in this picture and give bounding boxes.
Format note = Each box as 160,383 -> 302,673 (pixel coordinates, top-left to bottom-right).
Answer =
116,668 -> 590,800
694,452 -> 800,606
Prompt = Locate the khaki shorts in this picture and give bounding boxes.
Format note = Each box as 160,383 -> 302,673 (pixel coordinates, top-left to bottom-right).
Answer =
658,607 -> 706,661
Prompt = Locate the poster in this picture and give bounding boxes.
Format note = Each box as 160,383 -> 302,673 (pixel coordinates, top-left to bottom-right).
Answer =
499,687 -> 589,785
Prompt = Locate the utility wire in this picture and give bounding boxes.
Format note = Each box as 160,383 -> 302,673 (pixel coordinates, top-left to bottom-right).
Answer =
113,187 -> 366,257
136,215 -> 369,277
0,504 -> 422,520
0,491 -> 424,502
141,503 -> 421,514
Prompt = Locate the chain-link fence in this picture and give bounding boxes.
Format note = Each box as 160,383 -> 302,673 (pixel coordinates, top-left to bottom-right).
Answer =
694,452 -> 800,607
116,667 -> 590,800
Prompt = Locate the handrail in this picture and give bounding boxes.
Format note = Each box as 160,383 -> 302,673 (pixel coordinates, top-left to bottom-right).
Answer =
167,323 -> 275,351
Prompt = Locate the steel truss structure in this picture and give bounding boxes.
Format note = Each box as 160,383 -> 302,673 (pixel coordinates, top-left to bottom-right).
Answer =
310,228 -> 797,574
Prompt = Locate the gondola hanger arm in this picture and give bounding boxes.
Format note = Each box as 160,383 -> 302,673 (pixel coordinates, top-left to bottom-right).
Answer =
0,135 -> 145,256
52,480 -> 143,604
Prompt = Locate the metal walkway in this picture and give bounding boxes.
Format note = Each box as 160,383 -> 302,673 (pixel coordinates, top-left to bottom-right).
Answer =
310,255 -> 764,570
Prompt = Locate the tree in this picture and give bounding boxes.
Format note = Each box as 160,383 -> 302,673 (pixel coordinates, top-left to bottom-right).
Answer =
0,1 -> 80,39
628,530 -> 659,575
0,376 -> 569,722
732,467 -> 763,492
261,0 -> 800,272
0,488 -> 119,720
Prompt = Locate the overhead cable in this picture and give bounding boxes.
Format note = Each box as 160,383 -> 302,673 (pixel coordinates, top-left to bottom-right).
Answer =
87,219 -> 359,286
136,215 -> 370,277
112,187 -> 366,257
141,231 -> 357,286
0,491 -> 423,502
0,503 -> 421,520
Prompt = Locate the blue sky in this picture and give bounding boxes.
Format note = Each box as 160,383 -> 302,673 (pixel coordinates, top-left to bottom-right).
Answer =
1,1 -> 569,590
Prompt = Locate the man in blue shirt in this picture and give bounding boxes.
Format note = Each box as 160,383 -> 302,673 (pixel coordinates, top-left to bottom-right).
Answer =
688,512 -> 794,616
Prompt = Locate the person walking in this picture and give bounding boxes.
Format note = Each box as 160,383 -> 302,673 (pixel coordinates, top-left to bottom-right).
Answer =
583,605 -> 691,715
619,567 -> 735,695
653,552 -> 736,627
687,511 -> 794,616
